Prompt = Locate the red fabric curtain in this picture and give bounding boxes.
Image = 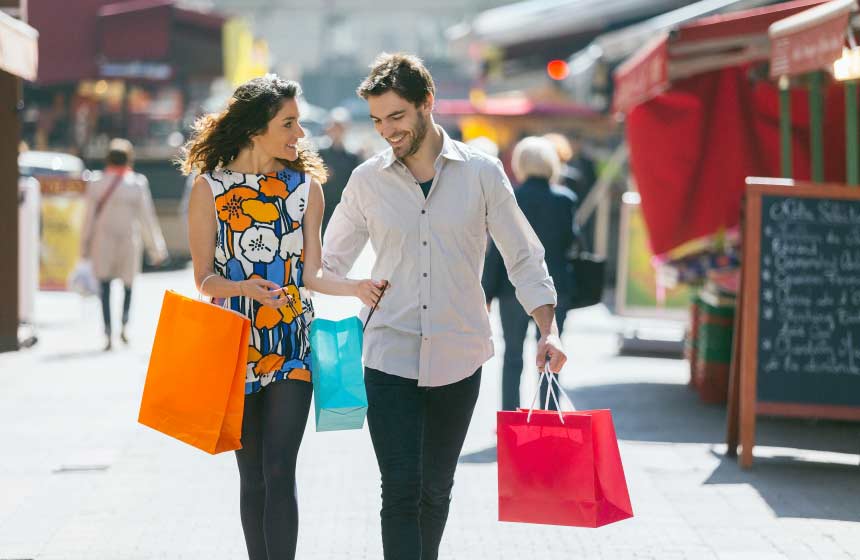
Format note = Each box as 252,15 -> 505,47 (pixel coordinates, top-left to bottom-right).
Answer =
626,65 -> 848,256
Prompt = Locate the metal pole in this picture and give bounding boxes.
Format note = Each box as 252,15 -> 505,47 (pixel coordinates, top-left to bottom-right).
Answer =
847,80 -> 859,186
809,71 -> 825,182
779,76 -> 793,179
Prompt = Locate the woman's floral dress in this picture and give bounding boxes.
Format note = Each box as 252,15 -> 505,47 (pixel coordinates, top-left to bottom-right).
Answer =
202,168 -> 314,394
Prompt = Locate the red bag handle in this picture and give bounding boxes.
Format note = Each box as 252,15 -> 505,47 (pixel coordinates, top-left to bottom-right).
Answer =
526,365 -> 577,424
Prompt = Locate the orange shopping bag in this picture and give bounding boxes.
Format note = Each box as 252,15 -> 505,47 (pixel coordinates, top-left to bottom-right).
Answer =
139,290 -> 250,454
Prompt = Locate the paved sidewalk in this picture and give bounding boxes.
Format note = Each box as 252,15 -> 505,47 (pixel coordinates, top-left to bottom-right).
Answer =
1,259 -> 859,559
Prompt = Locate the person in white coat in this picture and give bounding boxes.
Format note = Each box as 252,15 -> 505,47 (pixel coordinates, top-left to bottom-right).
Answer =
80,138 -> 167,350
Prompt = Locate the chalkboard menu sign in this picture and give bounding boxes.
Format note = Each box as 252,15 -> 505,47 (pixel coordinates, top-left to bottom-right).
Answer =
727,179 -> 860,469
756,193 -> 860,406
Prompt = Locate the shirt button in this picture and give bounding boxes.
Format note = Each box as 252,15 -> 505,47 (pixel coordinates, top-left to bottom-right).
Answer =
422,241 -> 428,246
421,210 -> 426,214
423,305 -> 428,310
423,273 -> 428,277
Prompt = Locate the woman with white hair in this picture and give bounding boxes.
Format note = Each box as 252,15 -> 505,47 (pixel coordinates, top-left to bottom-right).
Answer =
482,135 -> 578,410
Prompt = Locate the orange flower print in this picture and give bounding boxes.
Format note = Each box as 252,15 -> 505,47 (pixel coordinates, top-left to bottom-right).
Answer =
281,284 -> 304,323
242,199 -> 279,223
260,176 -> 289,199
253,284 -> 303,328
255,353 -> 286,375
215,186 -> 258,232
247,347 -> 262,363
255,305 -> 283,330
287,368 -> 311,382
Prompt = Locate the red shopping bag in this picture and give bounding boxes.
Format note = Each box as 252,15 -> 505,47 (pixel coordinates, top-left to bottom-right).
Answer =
497,371 -> 633,527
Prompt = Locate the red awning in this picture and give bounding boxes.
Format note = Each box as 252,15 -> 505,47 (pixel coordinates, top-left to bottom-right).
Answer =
613,0 -> 831,112
29,0 -> 224,85
97,0 -> 225,70
769,0 -> 856,77
97,0 -> 174,61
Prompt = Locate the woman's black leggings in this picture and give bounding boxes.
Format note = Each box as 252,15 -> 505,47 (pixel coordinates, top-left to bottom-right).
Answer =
235,379 -> 312,560
99,280 -> 132,336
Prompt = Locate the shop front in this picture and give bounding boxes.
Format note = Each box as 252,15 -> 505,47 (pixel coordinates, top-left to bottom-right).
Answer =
25,0 -> 225,159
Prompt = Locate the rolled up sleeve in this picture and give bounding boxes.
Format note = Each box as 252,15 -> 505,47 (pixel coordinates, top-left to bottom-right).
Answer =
483,159 -> 557,313
322,171 -> 370,276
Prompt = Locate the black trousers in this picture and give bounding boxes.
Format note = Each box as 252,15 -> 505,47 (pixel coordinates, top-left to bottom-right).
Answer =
499,294 -> 567,411
365,367 -> 481,560
234,379 -> 313,560
99,279 -> 132,336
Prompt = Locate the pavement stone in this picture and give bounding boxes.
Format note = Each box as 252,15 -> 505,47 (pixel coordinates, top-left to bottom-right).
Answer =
1,253 -> 859,559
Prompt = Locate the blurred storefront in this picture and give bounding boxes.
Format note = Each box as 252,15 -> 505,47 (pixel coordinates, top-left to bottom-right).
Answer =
24,0 -> 225,160
448,0 -> 698,93
563,0 -> 784,113
21,0 -> 240,262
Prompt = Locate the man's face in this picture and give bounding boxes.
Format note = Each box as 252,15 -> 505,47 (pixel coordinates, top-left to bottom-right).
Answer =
367,90 -> 431,160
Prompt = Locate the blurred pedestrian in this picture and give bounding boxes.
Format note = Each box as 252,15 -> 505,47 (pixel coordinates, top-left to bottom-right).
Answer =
80,138 -> 167,351
322,53 -> 566,560
465,135 -> 499,158
179,74 -> 382,560
545,132 -> 596,203
318,107 -> 361,233
483,136 -> 578,411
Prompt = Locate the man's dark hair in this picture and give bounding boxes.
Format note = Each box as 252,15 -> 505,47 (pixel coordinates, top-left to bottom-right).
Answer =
357,53 -> 435,106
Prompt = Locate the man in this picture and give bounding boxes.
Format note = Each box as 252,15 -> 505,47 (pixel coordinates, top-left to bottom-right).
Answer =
318,107 -> 361,233
322,53 -> 567,560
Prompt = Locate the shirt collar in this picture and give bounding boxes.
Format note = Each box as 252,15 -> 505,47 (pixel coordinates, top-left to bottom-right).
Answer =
380,125 -> 465,170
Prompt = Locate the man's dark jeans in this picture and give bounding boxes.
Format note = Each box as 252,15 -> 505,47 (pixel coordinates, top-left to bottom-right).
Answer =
364,367 -> 481,560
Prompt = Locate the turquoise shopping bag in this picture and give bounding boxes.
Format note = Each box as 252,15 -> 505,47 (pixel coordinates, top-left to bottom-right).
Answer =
309,316 -> 368,431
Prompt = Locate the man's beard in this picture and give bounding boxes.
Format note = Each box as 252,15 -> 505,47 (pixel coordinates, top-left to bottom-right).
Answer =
400,111 -> 428,159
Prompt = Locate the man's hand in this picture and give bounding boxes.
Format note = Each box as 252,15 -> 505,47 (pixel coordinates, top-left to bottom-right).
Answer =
536,333 -> 566,373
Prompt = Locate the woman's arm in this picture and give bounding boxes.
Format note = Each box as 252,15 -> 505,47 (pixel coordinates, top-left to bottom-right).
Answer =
302,178 -> 385,307
188,175 -> 287,308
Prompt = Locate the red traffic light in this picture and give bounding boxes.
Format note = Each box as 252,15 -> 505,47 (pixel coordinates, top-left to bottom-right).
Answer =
546,59 -> 569,81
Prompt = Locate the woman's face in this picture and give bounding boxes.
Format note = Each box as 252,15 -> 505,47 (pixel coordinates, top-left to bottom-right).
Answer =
252,97 -> 306,161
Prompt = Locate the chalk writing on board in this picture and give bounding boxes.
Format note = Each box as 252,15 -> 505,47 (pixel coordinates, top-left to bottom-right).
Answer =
759,195 -> 860,402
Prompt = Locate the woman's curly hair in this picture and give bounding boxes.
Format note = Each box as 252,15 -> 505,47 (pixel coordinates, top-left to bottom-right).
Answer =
178,75 -> 326,183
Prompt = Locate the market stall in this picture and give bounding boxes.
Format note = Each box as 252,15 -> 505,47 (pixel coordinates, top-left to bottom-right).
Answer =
727,0 -> 860,468
610,0 -> 854,404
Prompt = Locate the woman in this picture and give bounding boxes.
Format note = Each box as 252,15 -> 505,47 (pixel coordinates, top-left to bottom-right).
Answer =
81,138 -> 167,351
482,136 -> 578,411
180,75 -> 385,560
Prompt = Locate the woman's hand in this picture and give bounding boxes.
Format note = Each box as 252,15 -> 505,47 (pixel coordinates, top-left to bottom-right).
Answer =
240,278 -> 289,308
354,279 -> 388,308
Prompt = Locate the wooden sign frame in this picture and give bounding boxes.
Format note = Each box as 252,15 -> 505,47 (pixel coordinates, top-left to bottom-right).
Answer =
727,178 -> 860,468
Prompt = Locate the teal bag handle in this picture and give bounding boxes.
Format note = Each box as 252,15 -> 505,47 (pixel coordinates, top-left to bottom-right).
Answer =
284,280 -> 388,333
362,280 -> 388,333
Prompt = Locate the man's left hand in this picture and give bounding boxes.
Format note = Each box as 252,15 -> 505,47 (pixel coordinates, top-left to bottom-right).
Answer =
536,333 -> 567,373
